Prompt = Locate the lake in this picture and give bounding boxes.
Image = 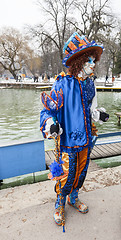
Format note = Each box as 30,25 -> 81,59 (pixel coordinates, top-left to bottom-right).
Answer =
0,88 -> 121,151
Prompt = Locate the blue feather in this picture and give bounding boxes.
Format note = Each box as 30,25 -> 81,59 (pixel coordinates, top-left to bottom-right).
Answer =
49,160 -> 64,178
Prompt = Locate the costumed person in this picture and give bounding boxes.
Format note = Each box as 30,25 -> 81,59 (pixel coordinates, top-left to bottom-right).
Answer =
40,32 -> 109,227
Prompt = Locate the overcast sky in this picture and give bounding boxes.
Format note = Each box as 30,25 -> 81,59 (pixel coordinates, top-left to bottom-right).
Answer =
0,0 -> 121,30
0,0 -> 40,30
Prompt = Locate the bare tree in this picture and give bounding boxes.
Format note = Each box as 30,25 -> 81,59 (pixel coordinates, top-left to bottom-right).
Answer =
112,30 -> 121,75
70,0 -> 116,41
0,28 -> 33,79
27,0 -> 118,76
26,53 -> 42,75
97,31 -> 119,77
28,0 -> 77,69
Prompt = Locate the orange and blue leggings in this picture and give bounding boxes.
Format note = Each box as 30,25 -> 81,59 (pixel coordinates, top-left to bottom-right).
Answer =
55,147 -> 90,207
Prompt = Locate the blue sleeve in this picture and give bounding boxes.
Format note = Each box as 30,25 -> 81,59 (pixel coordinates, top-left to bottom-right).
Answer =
40,76 -> 63,137
40,107 -> 55,138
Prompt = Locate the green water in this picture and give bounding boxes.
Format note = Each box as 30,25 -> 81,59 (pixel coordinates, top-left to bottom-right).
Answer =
0,89 -> 121,150
0,88 -> 54,150
95,91 -> 121,133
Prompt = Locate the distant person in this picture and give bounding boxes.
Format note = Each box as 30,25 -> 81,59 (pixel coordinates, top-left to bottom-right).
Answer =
43,73 -> 48,82
16,76 -> 18,82
18,75 -> 22,82
42,74 -> 44,80
34,74 -> 38,82
47,75 -> 50,81
112,76 -> 115,83
105,75 -> 109,83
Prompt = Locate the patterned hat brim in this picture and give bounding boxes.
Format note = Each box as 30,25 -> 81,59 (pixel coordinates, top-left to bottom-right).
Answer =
62,45 -> 103,68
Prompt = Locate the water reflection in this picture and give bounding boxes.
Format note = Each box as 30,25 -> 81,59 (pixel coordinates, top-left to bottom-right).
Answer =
0,89 -> 121,149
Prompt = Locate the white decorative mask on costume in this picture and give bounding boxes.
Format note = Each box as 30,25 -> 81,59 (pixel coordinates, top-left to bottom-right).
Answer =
78,56 -> 95,79
83,56 -> 95,75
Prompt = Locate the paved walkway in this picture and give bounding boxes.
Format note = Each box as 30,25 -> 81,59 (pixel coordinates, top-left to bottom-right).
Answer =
0,166 -> 121,240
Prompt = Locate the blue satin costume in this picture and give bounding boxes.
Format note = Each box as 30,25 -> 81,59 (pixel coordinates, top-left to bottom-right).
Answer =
40,74 -> 95,203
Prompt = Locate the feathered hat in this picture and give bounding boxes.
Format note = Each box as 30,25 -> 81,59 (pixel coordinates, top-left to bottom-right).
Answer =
62,32 -> 103,68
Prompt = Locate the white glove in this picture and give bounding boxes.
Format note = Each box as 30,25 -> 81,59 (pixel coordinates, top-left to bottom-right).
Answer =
44,118 -> 63,138
91,107 -> 108,124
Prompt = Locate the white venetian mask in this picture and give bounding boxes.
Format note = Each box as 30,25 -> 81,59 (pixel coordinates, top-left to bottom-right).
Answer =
83,56 -> 95,76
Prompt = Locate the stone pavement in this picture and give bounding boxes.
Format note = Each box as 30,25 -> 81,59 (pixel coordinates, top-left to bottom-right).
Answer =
0,166 -> 121,240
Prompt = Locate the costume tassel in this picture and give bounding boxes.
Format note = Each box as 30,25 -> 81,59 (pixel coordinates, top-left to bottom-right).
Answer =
41,94 -> 65,231
59,181 -> 65,232
63,225 -> 65,232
